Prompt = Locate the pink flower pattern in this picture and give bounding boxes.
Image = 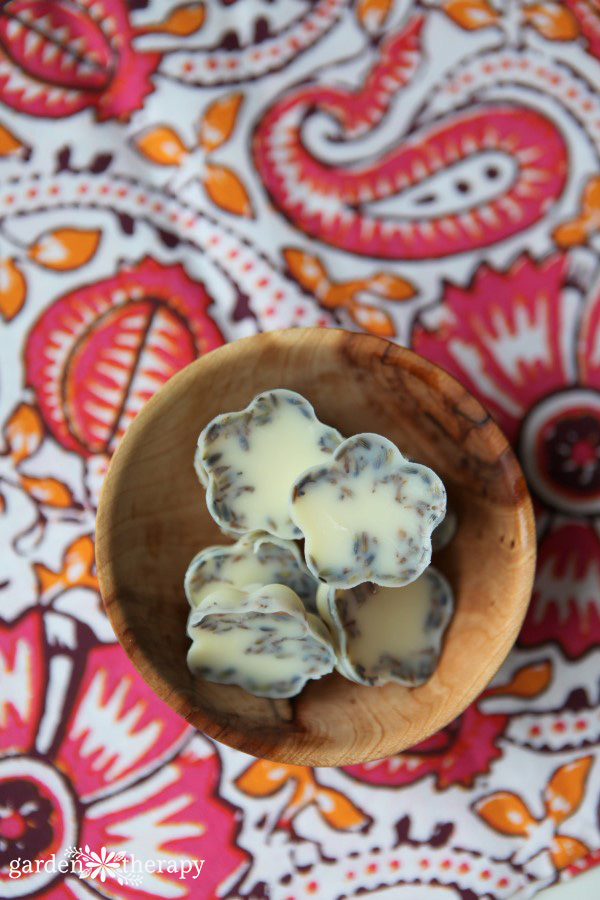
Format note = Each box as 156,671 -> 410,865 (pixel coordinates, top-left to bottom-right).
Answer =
412,254 -> 600,658
0,611 -> 248,899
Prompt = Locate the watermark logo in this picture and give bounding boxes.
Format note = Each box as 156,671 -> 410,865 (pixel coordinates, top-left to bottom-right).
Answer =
8,846 -> 205,884
68,846 -> 142,887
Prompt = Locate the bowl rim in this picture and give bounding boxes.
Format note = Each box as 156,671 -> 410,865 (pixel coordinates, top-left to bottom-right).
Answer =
96,327 -> 537,765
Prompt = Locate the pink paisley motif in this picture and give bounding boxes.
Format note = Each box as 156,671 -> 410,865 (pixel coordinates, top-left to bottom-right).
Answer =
0,0 -> 161,121
25,257 -> 224,457
253,16 -> 568,259
412,253 -> 600,657
343,703 -> 507,790
566,0 -> 600,59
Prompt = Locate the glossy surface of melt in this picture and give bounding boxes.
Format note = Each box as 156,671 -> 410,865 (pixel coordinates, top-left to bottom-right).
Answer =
197,389 -> 342,539
291,433 -> 446,588
187,583 -> 335,698
317,568 -> 453,686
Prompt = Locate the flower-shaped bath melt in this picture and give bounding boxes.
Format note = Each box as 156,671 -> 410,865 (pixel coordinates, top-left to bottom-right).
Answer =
184,531 -> 319,612
196,389 -> 343,539
432,508 -> 457,553
187,583 -> 336,698
316,568 -> 453,687
290,433 -> 446,589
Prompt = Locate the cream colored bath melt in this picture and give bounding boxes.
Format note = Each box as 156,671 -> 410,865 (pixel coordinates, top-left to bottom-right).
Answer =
196,389 -> 343,539
187,391 -> 452,698
290,433 -> 446,589
185,531 -> 319,612
317,569 -> 453,687
187,583 -> 336,698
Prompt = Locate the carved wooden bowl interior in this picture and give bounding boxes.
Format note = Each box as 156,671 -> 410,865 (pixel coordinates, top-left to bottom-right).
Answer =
96,328 -> 536,766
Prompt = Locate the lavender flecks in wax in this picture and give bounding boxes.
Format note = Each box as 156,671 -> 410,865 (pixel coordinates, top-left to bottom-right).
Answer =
187,583 -> 336,698
290,433 -> 446,589
196,389 -> 343,539
184,531 -> 320,613
316,567 -> 453,687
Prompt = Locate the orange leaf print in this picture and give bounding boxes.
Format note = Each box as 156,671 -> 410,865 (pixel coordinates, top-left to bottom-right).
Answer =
580,177 -> 600,211
4,403 -> 43,464
544,757 -> 593,825
19,476 -> 73,508
0,258 -> 26,321
443,0 -> 499,29
35,535 -> 97,600
486,660 -> 553,697
550,835 -> 590,870
348,299 -> 396,337
356,0 -> 394,33
137,2 -> 205,36
284,247 -> 356,306
283,247 -> 408,333
200,93 -> 243,152
369,272 -> 415,302
28,229 -> 101,272
474,791 -> 536,837
315,787 -> 370,830
235,760 -> 300,797
283,249 -> 328,294
236,761 -> 367,832
524,3 -> 579,40
553,176 -> 600,248
136,126 -> 188,166
0,122 -> 25,157
553,220 -> 588,248
203,164 -> 253,217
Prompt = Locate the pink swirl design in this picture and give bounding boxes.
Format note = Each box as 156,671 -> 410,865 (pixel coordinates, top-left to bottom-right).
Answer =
253,16 -> 569,259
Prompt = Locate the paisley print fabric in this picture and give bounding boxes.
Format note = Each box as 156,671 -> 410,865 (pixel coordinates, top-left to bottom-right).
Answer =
1,1 -> 599,898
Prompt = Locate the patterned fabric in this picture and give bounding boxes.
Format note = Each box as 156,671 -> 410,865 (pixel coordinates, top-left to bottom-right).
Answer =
1,1 -> 600,898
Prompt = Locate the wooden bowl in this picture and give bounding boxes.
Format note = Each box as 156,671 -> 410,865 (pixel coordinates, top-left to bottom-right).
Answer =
96,328 -> 536,767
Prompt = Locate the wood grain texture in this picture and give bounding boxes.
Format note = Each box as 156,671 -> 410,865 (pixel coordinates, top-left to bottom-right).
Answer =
96,328 -> 536,766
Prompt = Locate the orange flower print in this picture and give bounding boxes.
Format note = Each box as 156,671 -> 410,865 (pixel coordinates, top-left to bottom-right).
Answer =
475,757 -> 593,870
34,535 -> 115,645
236,760 -> 370,832
553,176 -> 600,248
2,403 -> 76,509
0,403 -> 88,624
283,247 -> 414,337
440,0 -> 579,39
134,93 -> 253,216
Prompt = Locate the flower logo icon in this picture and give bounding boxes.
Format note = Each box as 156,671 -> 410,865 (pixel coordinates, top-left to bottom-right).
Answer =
79,846 -> 124,882
67,844 -> 142,886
